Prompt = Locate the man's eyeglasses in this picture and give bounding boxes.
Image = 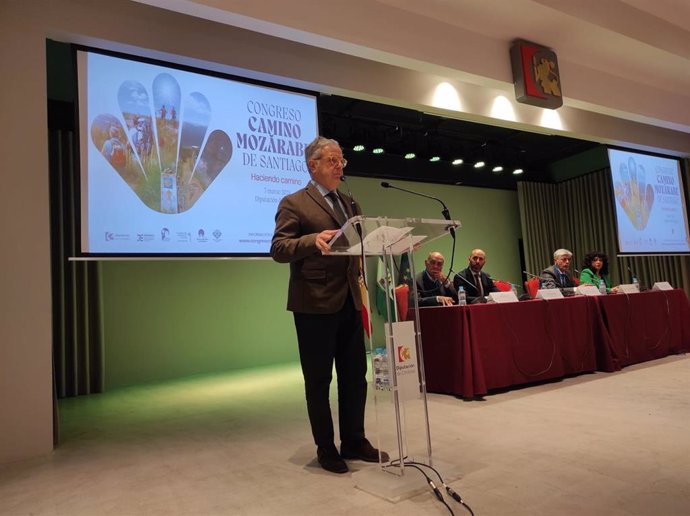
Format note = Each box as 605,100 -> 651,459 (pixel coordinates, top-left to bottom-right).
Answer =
315,155 -> 348,168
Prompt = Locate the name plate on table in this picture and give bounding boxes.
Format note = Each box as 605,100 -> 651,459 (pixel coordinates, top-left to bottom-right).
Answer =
536,288 -> 564,299
618,283 -> 640,294
576,285 -> 601,296
487,291 -> 519,303
652,281 -> 673,291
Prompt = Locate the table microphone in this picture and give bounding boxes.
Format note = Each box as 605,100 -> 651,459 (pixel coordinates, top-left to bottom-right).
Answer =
455,272 -> 476,290
522,270 -> 541,280
627,265 -> 644,290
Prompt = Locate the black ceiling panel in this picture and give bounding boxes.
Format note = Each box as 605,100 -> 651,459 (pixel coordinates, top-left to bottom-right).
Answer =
318,94 -> 601,190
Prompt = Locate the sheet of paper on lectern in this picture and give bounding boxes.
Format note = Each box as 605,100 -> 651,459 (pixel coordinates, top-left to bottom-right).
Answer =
343,225 -> 415,255
387,235 -> 426,255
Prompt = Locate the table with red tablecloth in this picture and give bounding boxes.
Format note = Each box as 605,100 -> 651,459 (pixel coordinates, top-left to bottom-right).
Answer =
418,290 -> 690,398
597,289 -> 690,370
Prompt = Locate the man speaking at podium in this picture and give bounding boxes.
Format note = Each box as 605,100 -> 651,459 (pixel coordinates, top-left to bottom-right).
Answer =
271,136 -> 387,474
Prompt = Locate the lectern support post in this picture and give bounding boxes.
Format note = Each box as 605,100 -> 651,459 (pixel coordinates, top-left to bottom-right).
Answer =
328,216 -> 461,501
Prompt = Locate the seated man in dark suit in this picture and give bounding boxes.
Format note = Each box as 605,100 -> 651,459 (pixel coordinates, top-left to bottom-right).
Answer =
540,248 -> 576,289
453,248 -> 500,304
415,251 -> 457,306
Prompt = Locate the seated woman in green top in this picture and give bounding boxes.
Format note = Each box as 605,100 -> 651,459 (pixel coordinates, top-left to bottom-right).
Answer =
579,251 -> 619,294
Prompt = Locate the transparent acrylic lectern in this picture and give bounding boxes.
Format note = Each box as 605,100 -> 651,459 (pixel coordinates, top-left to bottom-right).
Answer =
328,215 -> 460,502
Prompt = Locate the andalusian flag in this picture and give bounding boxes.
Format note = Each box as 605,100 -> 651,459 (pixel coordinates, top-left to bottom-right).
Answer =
376,257 -> 392,316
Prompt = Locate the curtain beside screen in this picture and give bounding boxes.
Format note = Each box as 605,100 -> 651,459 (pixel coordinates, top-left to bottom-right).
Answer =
50,126 -> 104,401
518,169 -> 690,296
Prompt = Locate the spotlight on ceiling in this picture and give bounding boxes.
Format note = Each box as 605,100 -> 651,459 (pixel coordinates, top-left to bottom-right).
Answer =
513,168 -> 524,175
429,156 -> 441,162
372,147 -> 384,154
404,153 -> 416,160
474,161 -> 485,168
353,144 -> 366,152
492,166 -> 503,173
452,159 -> 464,166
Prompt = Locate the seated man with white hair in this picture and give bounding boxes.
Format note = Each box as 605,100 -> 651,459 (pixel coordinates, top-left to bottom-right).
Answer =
540,248 -> 576,289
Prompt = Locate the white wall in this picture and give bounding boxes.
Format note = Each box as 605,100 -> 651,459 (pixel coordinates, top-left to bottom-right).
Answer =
2,0 -> 688,463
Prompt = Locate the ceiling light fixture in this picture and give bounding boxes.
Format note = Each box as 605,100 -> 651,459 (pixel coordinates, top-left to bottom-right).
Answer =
404,153 -> 416,159
372,147 -> 384,154
513,168 -> 524,175
429,156 -> 441,162
474,161 -> 485,168
353,144 -> 365,152
452,159 -> 463,165
492,166 -> 503,172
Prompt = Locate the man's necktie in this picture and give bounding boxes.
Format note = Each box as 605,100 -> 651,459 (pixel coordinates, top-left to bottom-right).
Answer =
474,273 -> 483,296
326,191 -> 347,226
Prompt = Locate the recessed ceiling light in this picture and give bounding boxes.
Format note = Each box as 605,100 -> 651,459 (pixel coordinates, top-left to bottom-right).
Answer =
353,144 -> 365,152
474,161 -> 485,168
404,153 -> 416,159
513,168 -> 524,175
429,156 -> 441,162
372,148 -> 384,154
452,159 -> 463,165
492,166 -> 503,172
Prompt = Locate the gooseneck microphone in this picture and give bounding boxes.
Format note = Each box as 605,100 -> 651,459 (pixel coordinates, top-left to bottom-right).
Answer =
340,176 -> 363,245
626,265 -> 643,290
522,270 -> 541,280
380,181 -> 453,224
380,181 -> 457,277
340,176 -> 358,215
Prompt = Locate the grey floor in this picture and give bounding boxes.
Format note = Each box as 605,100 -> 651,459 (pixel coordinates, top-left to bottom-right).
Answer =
1,354 -> 689,515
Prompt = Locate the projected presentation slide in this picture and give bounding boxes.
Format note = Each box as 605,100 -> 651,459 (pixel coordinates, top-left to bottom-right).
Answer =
78,50 -> 318,255
608,148 -> 690,254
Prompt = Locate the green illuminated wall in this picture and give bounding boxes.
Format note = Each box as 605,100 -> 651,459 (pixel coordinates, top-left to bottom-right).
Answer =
102,176 -> 521,389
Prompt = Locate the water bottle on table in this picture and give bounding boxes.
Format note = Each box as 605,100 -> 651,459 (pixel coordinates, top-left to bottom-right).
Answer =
457,286 -> 466,306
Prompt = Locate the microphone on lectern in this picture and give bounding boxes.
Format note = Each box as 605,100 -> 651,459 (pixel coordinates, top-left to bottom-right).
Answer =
340,176 -> 358,214
380,181 -> 455,237
340,176 -> 362,239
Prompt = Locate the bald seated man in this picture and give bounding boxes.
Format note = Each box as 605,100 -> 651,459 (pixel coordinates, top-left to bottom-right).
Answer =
415,252 -> 458,306
453,248 -> 500,304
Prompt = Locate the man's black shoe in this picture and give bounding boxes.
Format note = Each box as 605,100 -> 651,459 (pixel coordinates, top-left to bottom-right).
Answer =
341,438 -> 390,463
317,445 -> 348,474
